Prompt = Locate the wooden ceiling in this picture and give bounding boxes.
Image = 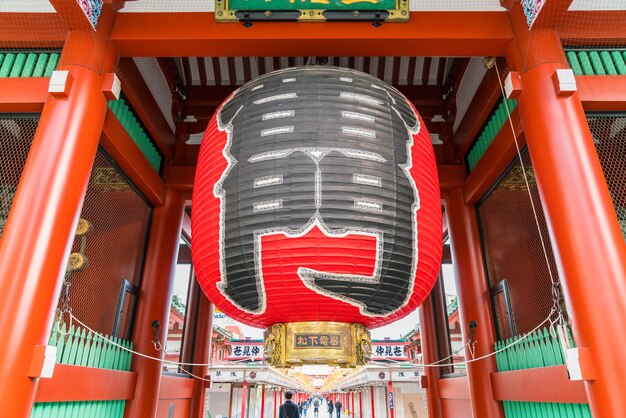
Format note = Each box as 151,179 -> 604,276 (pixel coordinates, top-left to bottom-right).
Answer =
146,55 -> 472,164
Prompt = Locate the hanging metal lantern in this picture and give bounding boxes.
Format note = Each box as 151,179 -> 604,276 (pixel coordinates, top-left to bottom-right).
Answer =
192,66 -> 442,366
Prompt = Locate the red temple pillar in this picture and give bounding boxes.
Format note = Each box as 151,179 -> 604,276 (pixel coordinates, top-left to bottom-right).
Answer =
190,290 -> 214,418
369,386 -> 375,418
125,189 -> 185,418
359,391 -> 363,418
511,30 -> 626,418
387,381 -> 395,418
0,62 -> 110,417
241,380 -> 249,418
418,293 -> 443,418
445,187 -> 504,418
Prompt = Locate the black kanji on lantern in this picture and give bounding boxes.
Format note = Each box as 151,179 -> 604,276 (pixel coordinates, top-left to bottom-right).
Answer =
216,67 -> 420,316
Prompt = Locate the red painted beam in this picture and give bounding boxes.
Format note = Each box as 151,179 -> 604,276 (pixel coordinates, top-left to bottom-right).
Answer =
438,165 -> 466,191
560,11 -> 626,46
159,375 -> 195,399
491,365 -> 588,404
164,165 -> 195,196
577,76 -> 626,112
0,13 -> 66,47
111,12 -> 513,57
462,108 -> 525,205
35,364 -> 137,402
437,376 -> 470,400
117,58 -> 177,158
0,77 -> 49,113
101,110 -> 166,206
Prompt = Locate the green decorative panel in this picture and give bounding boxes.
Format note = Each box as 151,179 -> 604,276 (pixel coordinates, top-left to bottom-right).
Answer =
29,323 -> 133,418
31,400 -> 126,418
49,322 -> 133,370
494,327 -> 591,418
467,98 -> 518,172
108,98 -> 163,173
567,50 -> 626,76
0,52 -> 59,78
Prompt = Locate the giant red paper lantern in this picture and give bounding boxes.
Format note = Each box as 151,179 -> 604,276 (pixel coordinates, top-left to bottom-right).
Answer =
192,67 -> 442,329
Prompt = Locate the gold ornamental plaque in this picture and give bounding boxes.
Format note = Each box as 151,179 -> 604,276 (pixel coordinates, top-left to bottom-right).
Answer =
264,322 -> 371,367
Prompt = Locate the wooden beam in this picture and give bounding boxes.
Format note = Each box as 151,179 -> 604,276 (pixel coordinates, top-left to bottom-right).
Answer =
35,364 -> 137,402
111,12 -> 513,57
164,165 -> 195,195
577,75 -> 626,112
560,11 -> 626,46
0,13 -> 66,48
454,58 -> 507,158
183,84 -> 446,106
101,110 -> 166,206
0,77 -> 49,113
159,374 -> 195,400
438,376 -> 471,400
438,165 -> 466,191
491,365 -> 588,404
463,108 -> 524,205
117,57 -> 176,158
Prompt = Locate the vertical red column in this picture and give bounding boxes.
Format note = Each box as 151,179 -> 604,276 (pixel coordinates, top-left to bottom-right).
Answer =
261,385 -> 266,418
125,189 -> 185,418
387,381 -> 395,418
513,35 -> 626,417
0,64 -> 109,417
369,386 -> 375,418
418,293 -> 443,418
445,187 -> 503,418
190,291 -> 214,418
359,391 -> 363,418
241,380 -> 249,418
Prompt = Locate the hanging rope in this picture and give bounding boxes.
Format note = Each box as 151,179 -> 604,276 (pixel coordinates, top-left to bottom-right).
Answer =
492,60 -> 571,352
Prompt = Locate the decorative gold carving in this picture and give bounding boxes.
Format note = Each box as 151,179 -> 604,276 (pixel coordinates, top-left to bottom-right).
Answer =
90,168 -> 131,192
67,252 -> 88,272
265,322 -> 370,367
499,165 -> 537,191
353,323 -> 372,365
75,218 -> 92,236
264,323 -> 285,366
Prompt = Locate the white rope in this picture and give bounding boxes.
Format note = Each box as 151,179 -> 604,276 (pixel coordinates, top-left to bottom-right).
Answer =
494,61 -> 558,290
70,313 -> 262,368
373,312 -> 552,368
72,309 -> 552,374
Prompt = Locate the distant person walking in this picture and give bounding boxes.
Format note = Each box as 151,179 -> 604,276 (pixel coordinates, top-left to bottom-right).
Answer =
313,398 -> 320,417
327,399 -> 334,418
335,400 -> 342,418
279,391 -> 300,418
